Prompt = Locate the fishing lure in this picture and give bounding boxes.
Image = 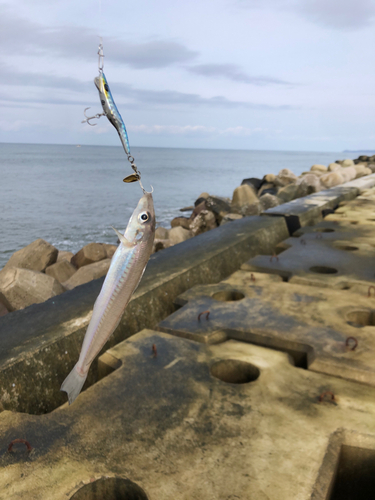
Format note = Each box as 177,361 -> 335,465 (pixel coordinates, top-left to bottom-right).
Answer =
82,40 -> 141,183
61,190 -> 155,404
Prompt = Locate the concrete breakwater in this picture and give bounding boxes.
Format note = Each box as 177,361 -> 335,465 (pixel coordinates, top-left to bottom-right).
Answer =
1,155 -> 374,316
1,169 -> 375,498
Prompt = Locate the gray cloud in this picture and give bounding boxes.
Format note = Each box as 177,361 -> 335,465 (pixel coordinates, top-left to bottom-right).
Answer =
0,66 -> 295,111
0,7 -> 198,68
187,63 -> 293,86
239,0 -> 375,29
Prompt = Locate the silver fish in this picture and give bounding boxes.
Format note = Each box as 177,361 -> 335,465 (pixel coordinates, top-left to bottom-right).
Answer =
61,192 -> 155,404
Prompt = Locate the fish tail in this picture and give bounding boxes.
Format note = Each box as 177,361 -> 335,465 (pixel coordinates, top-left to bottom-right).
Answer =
60,364 -> 87,405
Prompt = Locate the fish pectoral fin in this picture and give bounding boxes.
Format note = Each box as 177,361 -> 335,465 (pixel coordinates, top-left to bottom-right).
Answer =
111,226 -> 135,247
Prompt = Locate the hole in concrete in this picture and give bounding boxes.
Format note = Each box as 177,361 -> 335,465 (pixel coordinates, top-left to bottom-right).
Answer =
210,359 -> 260,384
315,228 -> 335,233
70,477 -> 148,500
309,266 -> 338,274
329,445 -> 375,500
346,309 -> 375,328
336,245 -> 359,252
212,290 -> 245,302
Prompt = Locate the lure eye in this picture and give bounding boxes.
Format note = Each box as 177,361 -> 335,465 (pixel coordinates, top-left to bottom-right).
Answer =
139,212 -> 149,223
104,84 -> 109,92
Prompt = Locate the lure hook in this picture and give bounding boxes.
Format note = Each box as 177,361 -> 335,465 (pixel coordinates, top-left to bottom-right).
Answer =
81,107 -> 105,126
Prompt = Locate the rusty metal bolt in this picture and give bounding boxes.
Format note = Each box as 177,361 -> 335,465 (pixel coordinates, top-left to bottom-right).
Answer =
318,391 -> 335,403
198,310 -> 210,321
8,439 -> 32,453
345,336 -> 358,351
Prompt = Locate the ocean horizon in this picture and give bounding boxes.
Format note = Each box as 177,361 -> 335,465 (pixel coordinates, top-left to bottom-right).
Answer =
0,142 -> 364,269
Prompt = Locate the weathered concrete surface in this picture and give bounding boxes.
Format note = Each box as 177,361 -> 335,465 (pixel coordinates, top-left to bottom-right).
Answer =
1,330 -> 375,500
45,260 -> 76,283
262,175 -> 375,233
158,274 -> 375,385
3,239 -> 58,272
63,258 -> 112,290
0,216 -> 288,414
71,243 -> 107,269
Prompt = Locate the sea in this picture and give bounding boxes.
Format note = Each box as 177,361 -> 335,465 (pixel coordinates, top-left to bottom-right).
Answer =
0,143 -> 361,270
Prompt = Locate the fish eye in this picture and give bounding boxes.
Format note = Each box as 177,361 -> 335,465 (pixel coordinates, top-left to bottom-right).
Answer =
104,84 -> 109,92
139,212 -> 149,223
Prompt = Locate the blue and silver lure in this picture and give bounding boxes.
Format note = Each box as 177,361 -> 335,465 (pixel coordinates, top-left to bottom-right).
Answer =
83,40 -> 140,183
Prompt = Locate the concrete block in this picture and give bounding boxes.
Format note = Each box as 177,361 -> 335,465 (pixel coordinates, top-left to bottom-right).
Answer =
63,259 -> 111,290
71,243 -> 107,269
4,239 -> 58,272
45,260 -> 76,283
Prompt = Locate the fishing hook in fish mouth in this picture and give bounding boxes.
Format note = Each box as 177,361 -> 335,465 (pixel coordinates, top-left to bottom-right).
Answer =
81,107 -> 105,126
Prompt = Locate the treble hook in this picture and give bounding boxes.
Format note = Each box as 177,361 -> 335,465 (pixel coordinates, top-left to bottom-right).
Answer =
81,107 -> 105,126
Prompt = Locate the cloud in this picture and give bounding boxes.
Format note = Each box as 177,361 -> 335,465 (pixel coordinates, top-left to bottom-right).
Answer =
128,124 -> 265,136
0,66 -> 296,111
0,7 -> 198,68
187,63 -> 293,86
239,0 -> 375,29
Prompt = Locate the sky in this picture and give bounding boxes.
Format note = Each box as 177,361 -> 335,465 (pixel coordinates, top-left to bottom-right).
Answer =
0,0 -> 374,151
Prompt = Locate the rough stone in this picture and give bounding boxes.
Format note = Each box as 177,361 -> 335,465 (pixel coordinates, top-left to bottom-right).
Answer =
0,267 -> 65,311
328,163 -> 341,172
189,210 -> 217,236
277,183 -> 303,203
264,173 -> 276,183
0,300 -> 9,316
4,239 -> 58,272
170,217 -> 191,230
320,172 -> 345,188
45,260 -> 77,283
152,239 -> 170,253
241,202 -> 263,216
205,196 -> 231,223
102,244 -> 118,259
231,184 -> 258,208
259,193 -> 279,211
63,259 -> 112,290
190,201 -> 207,220
367,163 -> 375,173
168,226 -> 193,245
56,251 -> 74,263
155,227 -> 169,240
71,243 -> 107,269
220,213 -> 243,225
342,159 -> 355,168
296,173 -> 321,193
310,164 -> 327,173
358,155 -> 369,161
258,183 -> 278,197
241,177 -> 264,191
275,168 -> 298,186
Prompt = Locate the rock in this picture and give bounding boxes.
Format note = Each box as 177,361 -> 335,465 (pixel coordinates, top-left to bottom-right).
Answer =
220,213 -> 243,225
194,193 -> 209,206
71,243 -> 107,269
310,164 -> 327,173
179,206 -> 194,212
241,202 -> 262,216
275,168 -> 298,186
264,174 -> 276,183
169,226 -> 193,245
342,159 -> 355,168
171,217 -> 191,230
296,173 -> 321,194
205,196 -> 231,223
189,210 -> 217,236
241,178 -> 264,191
367,163 -> 375,173
358,155 -> 369,162
0,267 -> 65,311
63,259 -> 111,290
370,155 -> 375,162
0,300 -> 9,316
259,193 -> 280,211
190,201 -> 208,219
45,260 -> 77,283
232,184 -> 258,208
102,244 -> 118,259
4,239 -> 58,272
320,172 -> 344,188
152,239 -> 170,253
342,167 -> 356,181
277,184 -> 303,203
354,164 -> 369,178
258,183 -> 278,197
155,227 -> 169,240
327,163 -> 340,172
56,251 -> 74,263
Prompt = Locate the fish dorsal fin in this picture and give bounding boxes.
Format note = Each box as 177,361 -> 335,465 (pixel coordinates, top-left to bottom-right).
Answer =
111,226 -> 136,247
